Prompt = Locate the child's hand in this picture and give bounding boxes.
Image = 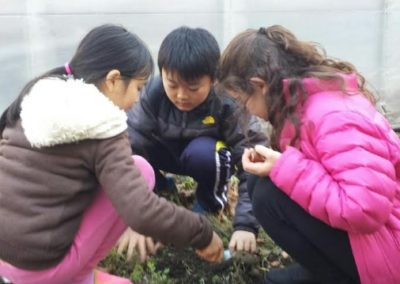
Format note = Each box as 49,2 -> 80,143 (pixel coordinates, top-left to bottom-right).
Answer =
228,230 -> 256,253
242,145 -> 281,176
195,231 -> 224,263
116,228 -> 162,262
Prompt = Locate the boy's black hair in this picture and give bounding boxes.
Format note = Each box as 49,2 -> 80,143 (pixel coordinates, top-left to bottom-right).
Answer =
0,24 -> 153,136
158,26 -> 220,82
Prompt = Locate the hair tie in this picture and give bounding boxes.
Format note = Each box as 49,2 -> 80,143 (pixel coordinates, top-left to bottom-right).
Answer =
64,62 -> 72,75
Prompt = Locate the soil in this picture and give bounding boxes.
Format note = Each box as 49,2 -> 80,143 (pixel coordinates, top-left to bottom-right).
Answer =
100,175 -> 292,283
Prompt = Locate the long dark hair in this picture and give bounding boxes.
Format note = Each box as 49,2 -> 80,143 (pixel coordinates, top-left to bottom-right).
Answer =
0,24 -> 153,136
218,25 -> 375,150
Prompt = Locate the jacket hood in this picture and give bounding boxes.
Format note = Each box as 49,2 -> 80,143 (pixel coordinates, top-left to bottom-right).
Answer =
20,77 -> 127,147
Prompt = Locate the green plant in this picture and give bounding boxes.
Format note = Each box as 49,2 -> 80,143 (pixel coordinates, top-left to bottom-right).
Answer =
145,258 -> 172,284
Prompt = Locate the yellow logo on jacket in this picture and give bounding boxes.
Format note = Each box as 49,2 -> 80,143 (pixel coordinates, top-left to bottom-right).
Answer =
202,115 -> 215,125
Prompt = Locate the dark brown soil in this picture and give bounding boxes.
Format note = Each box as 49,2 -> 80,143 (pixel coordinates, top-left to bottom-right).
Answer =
100,175 -> 293,283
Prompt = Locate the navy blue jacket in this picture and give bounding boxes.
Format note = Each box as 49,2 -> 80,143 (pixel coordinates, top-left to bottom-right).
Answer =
127,76 -> 269,233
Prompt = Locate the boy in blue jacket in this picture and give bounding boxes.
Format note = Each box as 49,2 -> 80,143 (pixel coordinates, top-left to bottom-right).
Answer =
121,26 -> 268,260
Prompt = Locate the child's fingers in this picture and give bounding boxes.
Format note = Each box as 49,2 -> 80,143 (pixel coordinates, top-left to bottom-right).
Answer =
145,237 -> 156,255
154,242 -> 163,253
138,236 -> 147,262
195,249 -> 205,260
116,236 -> 128,255
254,144 -> 272,157
242,149 -> 258,172
243,161 -> 265,175
126,236 -> 138,261
195,247 -> 214,262
249,149 -> 255,162
196,231 -> 224,263
236,239 -> 244,252
243,239 -> 251,252
250,239 -> 257,253
197,248 -> 221,262
228,238 -> 237,251
216,246 -> 224,262
228,238 -> 236,252
242,148 -> 252,163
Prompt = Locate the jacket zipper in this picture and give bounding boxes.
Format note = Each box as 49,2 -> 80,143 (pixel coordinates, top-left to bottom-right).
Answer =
181,112 -> 187,139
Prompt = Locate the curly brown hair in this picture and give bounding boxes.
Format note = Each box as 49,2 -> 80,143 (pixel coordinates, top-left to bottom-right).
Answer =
218,25 -> 375,150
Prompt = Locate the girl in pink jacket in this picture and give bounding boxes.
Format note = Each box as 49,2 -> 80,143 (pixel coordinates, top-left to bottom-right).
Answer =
218,25 -> 400,284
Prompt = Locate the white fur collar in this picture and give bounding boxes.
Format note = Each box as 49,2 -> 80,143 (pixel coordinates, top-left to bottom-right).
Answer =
20,77 -> 127,148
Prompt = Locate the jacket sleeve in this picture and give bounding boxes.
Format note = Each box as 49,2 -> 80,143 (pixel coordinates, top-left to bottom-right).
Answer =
270,111 -> 397,234
126,77 -> 159,149
93,132 -> 213,249
233,171 -> 259,234
222,104 -> 269,234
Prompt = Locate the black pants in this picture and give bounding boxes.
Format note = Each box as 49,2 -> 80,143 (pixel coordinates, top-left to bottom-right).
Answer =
248,175 -> 360,284
132,133 -> 231,212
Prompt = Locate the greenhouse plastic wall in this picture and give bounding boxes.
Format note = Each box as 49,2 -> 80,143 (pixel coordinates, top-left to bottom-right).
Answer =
0,0 -> 399,127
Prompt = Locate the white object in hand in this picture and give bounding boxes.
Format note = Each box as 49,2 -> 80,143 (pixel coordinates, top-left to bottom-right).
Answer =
224,249 -> 232,260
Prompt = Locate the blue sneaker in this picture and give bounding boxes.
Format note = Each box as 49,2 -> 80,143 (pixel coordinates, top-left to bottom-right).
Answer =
164,176 -> 177,191
192,199 -> 206,214
155,175 -> 177,193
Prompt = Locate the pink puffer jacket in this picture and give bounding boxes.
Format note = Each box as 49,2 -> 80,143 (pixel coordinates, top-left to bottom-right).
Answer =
270,73 -> 400,284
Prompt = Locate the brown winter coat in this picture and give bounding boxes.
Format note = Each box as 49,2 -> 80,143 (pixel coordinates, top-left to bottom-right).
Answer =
0,78 -> 212,270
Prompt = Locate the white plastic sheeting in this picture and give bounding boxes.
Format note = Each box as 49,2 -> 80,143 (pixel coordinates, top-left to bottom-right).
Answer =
0,0 -> 399,127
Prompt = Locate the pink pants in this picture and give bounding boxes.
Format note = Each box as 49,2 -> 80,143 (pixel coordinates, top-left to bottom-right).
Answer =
0,155 -> 155,284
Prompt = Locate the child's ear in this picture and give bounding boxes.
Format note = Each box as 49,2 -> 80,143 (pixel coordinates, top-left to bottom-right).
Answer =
104,69 -> 122,93
250,77 -> 268,96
